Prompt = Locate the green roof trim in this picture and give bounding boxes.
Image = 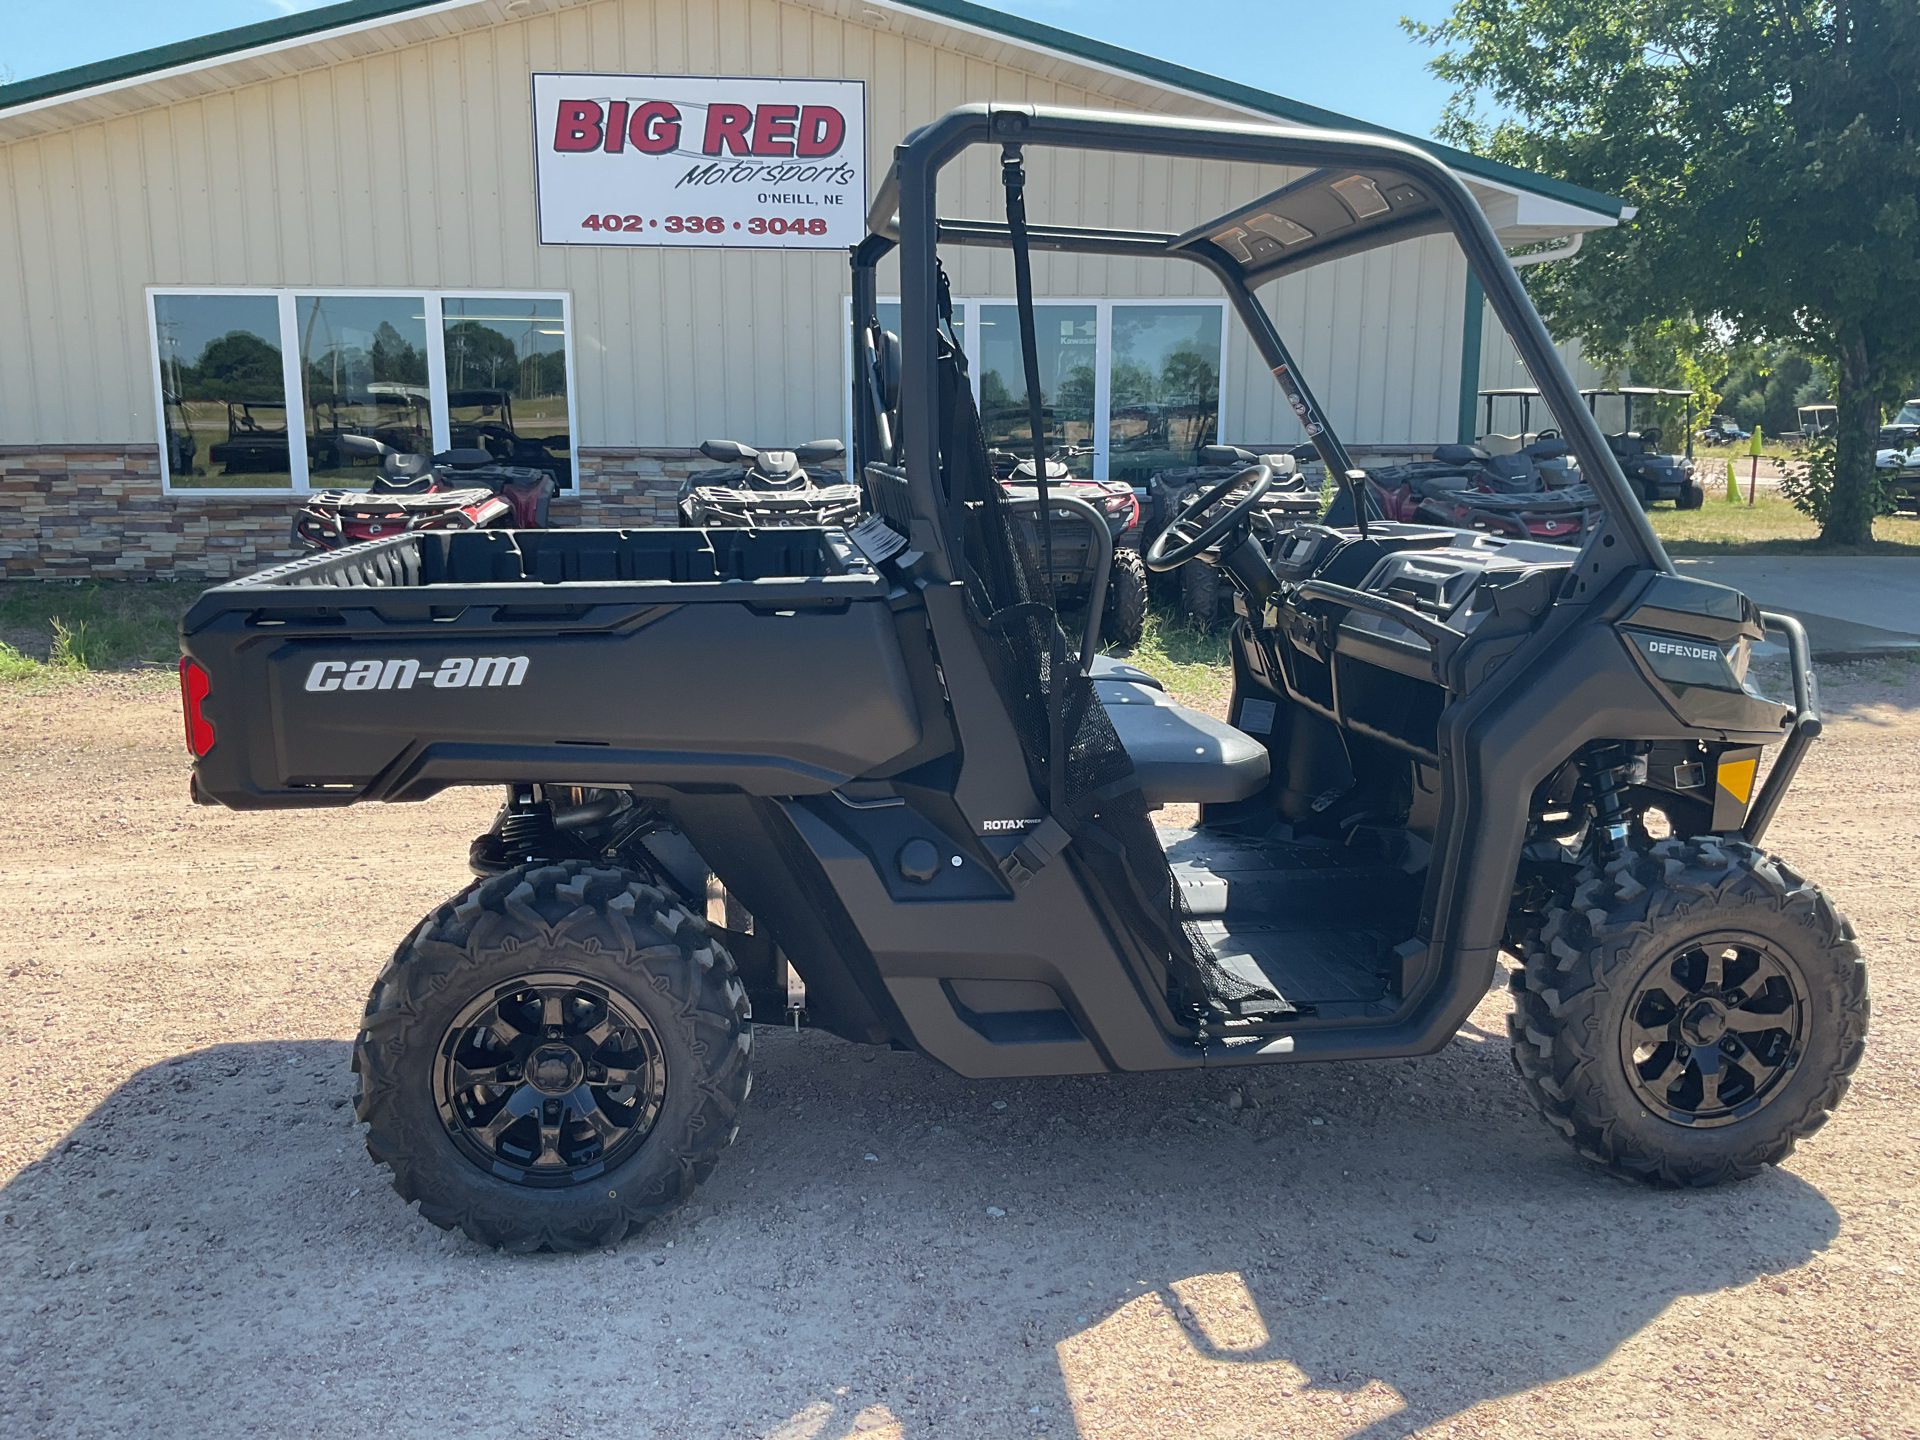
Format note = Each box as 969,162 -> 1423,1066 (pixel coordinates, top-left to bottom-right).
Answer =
0,0 -> 1621,218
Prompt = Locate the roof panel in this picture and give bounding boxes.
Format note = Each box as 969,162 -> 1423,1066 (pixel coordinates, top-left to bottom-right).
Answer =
0,0 -> 1622,220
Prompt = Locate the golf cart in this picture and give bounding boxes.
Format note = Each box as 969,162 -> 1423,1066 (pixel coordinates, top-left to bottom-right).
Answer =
1794,405 -> 1836,442
1703,415 -> 1749,445
180,105 -> 1864,1252
1582,386 -> 1703,509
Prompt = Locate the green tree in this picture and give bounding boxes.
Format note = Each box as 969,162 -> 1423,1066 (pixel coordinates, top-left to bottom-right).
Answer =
369,320 -> 427,386
190,330 -> 283,402
443,320 -> 521,394
1410,0 -> 1920,545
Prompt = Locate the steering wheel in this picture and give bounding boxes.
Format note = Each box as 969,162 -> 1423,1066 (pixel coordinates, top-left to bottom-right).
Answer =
1145,463 -> 1273,571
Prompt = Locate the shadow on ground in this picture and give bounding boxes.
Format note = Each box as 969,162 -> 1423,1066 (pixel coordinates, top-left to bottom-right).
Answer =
0,1022 -> 1838,1440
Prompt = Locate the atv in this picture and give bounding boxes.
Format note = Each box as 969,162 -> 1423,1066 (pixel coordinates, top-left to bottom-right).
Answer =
1360,438 -> 1601,544
1141,443 -> 1325,626
180,104 -> 1865,1253
677,439 -> 863,529
292,434 -> 555,552
987,446 -> 1151,648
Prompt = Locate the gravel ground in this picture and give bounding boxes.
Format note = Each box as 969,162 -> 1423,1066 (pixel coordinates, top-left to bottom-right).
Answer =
0,664 -> 1915,1440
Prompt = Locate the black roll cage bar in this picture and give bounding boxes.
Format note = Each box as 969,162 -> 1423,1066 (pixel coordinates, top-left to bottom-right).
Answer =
850,103 -> 1671,584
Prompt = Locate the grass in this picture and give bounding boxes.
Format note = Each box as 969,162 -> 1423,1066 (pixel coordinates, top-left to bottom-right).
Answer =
1106,600 -> 1235,714
1647,488 -> 1920,556
0,580 -> 200,684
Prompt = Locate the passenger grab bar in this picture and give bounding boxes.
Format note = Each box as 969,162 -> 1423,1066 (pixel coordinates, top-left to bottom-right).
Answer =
1002,493 -> 1114,673
1744,610 -> 1822,847
1292,578 -> 1464,678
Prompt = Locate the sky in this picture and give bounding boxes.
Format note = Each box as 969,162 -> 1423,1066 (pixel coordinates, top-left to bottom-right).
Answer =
3,0 -> 1469,139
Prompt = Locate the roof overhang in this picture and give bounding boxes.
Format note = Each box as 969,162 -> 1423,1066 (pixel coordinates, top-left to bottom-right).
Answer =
0,0 -> 1623,243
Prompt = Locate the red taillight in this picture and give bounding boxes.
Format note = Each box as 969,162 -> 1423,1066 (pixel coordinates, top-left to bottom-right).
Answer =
178,656 -> 214,756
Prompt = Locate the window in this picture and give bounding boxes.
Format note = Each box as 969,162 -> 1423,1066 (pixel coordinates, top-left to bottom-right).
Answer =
850,297 -> 1225,483
148,290 -> 575,493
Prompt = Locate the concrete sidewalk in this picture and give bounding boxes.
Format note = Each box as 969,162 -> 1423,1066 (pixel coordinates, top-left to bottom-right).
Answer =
1671,555 -> 1920,659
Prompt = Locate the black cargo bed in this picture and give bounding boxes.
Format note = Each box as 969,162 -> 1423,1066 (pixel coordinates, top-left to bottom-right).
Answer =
179,527 -> 923,811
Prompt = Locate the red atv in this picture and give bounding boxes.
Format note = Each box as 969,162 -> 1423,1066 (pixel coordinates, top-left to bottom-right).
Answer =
293,434 -> 555,552
988,446 -> 1150,648
1364,439 -> 1600,544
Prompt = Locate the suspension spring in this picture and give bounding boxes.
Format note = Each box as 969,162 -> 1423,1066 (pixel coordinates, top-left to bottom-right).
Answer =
1583,742 -> 1636,862
494,783 -> 562,865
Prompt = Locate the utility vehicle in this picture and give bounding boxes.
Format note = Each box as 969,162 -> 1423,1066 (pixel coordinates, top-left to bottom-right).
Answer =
179,106 -> 1866,1253
677,439 -> 863,530
448,388 -> 575,488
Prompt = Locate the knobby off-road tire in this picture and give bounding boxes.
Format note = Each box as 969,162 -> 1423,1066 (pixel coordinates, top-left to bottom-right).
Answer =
1103,546 -> 1150,649
352,860 -> 752,1251
1509,836 -> 1867,1187
1178,559 -> 1221,630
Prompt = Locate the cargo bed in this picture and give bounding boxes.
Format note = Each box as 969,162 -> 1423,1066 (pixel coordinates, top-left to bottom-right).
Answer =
179,527 -> 924,809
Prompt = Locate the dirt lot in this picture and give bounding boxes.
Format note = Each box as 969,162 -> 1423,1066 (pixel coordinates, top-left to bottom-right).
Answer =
0,663 -> 1915,1440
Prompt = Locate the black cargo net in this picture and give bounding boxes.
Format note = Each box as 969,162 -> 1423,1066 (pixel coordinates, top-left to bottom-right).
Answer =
933,332 -> 1284,1019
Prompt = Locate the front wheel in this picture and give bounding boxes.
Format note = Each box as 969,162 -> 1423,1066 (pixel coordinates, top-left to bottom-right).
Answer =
1676,480 -> 1705,510
353,860 -> 752,1251
1179,559 -> 1221,630
1508,837 -> 1867,1187
1103,546 -> 1150,648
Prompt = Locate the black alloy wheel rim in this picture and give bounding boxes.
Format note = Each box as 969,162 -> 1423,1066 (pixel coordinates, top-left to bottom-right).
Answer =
434,972 -> 667,1186
1618,932 -> 1807,1128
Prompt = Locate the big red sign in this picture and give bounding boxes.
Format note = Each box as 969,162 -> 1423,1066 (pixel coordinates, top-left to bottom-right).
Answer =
531,74 -> 866,249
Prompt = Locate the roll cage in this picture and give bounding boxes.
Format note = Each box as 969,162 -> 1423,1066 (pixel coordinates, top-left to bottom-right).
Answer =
851,103 -> 1670,588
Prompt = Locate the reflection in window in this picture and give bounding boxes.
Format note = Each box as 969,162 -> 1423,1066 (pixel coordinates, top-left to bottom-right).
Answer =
296,296 -> 432,486
151,294 -> 292,490
442,297 -> 573,488
979,305 -> 1097,477
1108,305 -> 1221,485
872,302 -> 965,352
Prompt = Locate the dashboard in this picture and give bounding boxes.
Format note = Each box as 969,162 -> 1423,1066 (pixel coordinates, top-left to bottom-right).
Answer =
1249,522 -> 1577,764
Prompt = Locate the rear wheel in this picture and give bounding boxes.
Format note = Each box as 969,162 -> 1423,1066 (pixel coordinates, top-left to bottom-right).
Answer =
1508,837 -> 1867,1187
1104,546 -> 1150,648
353,860 -> 752,1250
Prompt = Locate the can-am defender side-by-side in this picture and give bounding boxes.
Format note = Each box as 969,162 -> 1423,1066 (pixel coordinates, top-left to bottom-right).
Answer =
179,106 -> 1866,1252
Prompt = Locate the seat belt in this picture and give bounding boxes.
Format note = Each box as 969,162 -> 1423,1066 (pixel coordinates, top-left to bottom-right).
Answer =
998,142 -> 1074,886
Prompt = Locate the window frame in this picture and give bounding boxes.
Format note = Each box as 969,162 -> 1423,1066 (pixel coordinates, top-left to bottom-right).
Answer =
146,286 -> 577,497
844,295 -> 1230,483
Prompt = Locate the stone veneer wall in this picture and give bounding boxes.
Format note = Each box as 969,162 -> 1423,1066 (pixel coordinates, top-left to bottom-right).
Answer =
0,445 -> 702,581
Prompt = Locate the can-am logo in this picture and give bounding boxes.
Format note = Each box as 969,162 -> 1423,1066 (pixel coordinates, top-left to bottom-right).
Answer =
1644,638 -> 1722,663
304,657 -> 529,692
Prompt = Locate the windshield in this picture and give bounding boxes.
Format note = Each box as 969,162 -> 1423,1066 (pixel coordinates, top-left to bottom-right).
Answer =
1896,400 -> 1920,427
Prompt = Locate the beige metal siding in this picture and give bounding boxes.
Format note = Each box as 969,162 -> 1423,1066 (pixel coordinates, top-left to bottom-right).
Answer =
0,0 -> 1473,450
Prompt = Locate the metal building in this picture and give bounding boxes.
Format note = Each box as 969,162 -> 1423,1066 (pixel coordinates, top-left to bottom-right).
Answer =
0,0 -> 1621,579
